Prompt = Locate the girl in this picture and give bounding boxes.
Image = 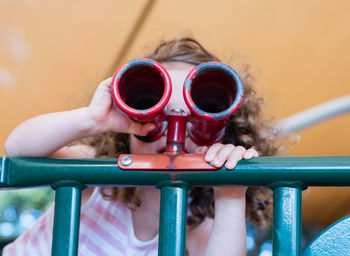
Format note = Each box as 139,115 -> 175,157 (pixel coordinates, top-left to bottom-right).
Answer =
4,37 -> 279,256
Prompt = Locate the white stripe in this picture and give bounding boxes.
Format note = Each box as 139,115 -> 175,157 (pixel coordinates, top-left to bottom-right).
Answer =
78,243 -> 90,256
2,243 -> 13,256
86,206 -> 129,244
99,197 -> 130,223
37,215 -> 53,255
78,242 -> 98,256
24,239 -> 40,256
79,221 -> 124,255
15,232 -> 25,255
84,191 -> 129,224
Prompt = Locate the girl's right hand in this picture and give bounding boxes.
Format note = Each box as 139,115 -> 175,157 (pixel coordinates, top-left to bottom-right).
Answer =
88,77 -> 155,136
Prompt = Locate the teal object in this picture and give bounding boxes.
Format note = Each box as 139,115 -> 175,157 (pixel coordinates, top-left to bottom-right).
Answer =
51,181 -> 86,256
1,156 -> 350,256
1,156 -> 350,187
157,181 -> 190,256
272,186 -> 302,256
303,215 -> 350,256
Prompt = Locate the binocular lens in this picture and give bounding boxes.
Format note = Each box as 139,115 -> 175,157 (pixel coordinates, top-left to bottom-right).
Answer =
119,65 -> 165,110
190,69 -> 237,113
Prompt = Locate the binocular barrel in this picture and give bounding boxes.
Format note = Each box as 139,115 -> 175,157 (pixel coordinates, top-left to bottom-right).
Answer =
184,62 -> 244,145
111,59 -> 172,141
111,59 -> 244,145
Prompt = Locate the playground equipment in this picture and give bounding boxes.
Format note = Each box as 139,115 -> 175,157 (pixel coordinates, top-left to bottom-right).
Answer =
111,58 -> 243,145
1,60 -> 349,256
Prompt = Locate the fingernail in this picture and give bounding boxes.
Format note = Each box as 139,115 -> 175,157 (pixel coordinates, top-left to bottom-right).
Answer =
213,160 -> 221,167
244,151 -> 253,159
205,155 -> 213,162
225,161 -> 234,170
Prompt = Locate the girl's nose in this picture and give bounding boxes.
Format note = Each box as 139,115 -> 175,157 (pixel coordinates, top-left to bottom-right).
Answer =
165,87 -> 190,113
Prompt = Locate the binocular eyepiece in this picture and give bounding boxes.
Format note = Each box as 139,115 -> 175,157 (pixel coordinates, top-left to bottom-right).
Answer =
111,58 -> 244,146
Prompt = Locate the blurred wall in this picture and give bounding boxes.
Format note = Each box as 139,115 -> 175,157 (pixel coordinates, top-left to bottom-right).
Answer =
0,0 -> 349,226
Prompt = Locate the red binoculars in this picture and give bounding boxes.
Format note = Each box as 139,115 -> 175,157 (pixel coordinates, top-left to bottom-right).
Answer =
111,58 -> 244,146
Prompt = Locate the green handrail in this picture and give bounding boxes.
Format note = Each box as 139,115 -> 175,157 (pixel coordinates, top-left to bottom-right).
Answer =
2,156 -> 350,187
1,156 -> 350,256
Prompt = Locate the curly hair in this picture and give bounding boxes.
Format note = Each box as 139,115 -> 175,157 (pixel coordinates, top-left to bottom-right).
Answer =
82,36 -> 280,230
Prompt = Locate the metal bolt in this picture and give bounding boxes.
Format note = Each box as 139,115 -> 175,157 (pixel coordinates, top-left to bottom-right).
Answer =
120,156 -> 133,166
171,108 -> 185,113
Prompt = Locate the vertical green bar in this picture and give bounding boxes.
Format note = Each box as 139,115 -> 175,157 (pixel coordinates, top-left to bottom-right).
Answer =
157,181 -> 189,256
273,186 -> 302,256
51,181 -> 85,256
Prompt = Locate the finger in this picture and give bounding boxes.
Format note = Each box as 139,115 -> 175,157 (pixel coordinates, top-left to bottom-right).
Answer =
100,77 -> 113,88
211,144 -> 235,168
95,78 -> 113,94
225,146 -> 246,170
194,146 -> 208,154
90,78 -> 113,106
243,148 -> 259,159
205,143 -> 224,162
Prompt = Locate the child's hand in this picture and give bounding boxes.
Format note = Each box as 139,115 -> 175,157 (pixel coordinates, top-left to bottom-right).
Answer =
196,143 -> 259,199
202,143 -> 258,170
88,78 -> 155,136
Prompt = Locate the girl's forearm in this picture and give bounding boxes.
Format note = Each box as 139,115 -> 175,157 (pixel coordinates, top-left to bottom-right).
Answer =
205,197 -> 247,256
5,107 -> 98,157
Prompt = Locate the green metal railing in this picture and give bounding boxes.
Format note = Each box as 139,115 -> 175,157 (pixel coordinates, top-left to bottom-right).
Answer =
1,156 -> 350,256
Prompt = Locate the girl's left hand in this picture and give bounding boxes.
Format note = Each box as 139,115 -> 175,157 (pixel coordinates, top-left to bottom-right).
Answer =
195,143 -> 259,199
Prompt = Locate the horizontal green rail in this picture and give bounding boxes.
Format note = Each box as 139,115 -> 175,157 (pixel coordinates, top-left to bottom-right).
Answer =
1,156 -> 350,187
1,156 -> 350,256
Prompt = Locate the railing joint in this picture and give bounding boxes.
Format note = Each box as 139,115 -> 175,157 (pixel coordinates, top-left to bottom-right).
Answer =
51,180 -> 87,191
156,180 -> 192,190
269,180 -> 308,190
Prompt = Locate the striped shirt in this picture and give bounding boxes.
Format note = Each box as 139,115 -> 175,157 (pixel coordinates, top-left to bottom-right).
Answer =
3,188 -> 159,256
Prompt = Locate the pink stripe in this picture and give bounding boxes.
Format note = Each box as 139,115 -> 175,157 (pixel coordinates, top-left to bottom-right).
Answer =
21,230 -> 31,247
22,207 -> 52,256
81,213 -> 127,252
38,216 -> 49,233
110,201 -> 128,215
100,197 -> 128,216
29,232 -> 43,256
79,232 -> 124,255
20,207 -> 51,244
24,240 -> 40,256
44,218 -> 53,252
37,217 -> 52,255
92,201 -> 129,234
5,206 -> 54,256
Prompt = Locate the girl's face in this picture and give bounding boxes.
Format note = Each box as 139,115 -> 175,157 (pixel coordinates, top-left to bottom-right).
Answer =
129,62 -> 200,154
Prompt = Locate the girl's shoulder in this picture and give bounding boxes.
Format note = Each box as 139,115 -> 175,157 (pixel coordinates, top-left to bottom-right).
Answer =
50,144 -> 96,159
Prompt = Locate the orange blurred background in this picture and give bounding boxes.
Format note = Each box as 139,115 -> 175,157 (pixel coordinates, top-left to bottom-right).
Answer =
0,0 -> 349,226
